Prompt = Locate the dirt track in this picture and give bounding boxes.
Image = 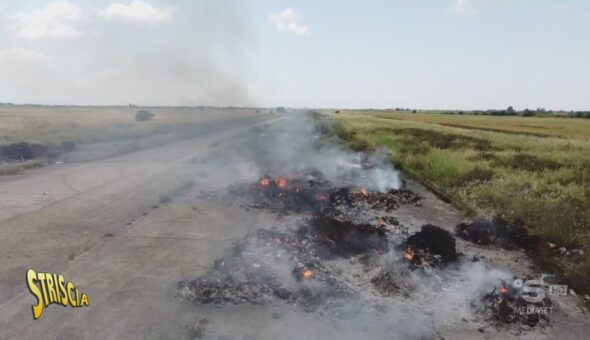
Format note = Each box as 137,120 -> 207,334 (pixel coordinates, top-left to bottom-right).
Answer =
0,113 -> 588,339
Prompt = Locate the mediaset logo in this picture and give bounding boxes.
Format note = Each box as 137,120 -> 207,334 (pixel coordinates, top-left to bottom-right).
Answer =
26,269 -> 89,320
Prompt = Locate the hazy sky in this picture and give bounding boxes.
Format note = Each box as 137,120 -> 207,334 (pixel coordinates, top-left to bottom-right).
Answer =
0,0 -> 589,110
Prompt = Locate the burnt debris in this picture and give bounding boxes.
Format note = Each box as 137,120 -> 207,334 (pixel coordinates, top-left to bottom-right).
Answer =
478,282 -> 552,328
404,224 -> 458,266
177,229 -> 355,312
455,216 -> 530,250
298,216 -> 389,259
184,169 -> 553,333
225,173 -> 421,220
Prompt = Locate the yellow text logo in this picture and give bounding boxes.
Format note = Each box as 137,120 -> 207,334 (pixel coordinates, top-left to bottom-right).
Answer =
26,269 -> 89,320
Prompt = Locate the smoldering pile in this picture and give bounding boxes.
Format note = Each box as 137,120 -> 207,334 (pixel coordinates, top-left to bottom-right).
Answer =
370,225 -> 459,297
477,281 -> 553,329
178,213 -> 463,314
177,228 -> 358,313
455,215 -> 532,250
456,215 -> 583,264
222,172 -> 421,222
453,216 -> 558,329
182,169 -> 471,314
403,224 -> 459,267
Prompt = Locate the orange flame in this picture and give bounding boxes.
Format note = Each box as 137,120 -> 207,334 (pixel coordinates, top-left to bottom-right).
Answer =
360,187 -> 369,197
276,178 -> 287,189
378,217 -> 386,225
403,247 -> 415,261
302,269 -> 314,279
260,178 -> 270,186
500,286 -> 508,295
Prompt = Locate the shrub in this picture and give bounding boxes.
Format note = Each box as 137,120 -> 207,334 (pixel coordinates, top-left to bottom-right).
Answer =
135,110 -> 154,122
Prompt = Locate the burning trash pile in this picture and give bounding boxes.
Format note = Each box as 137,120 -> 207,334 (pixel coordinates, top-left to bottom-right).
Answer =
177,211 -> 465,314
403,224 -> 458,267
182,168 -> 479,316
477,278 -> 553,328
223,171 -> 421,222
370,225 -> 459,296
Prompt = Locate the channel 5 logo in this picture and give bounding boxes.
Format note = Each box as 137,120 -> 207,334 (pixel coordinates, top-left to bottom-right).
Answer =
508,274 -> 567,303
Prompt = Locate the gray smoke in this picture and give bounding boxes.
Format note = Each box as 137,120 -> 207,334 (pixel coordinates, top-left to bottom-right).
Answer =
200,111 -> 402,191
180,111 -> 518,339
0,0 -> 252,106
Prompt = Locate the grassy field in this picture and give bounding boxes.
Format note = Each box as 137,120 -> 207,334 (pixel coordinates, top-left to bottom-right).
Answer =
0,106 -> 259,146
333,110 -> 590,293
0,105 -> 263,175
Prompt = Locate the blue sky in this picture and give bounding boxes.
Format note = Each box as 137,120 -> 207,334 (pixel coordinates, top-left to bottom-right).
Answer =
0,1 -> 589,109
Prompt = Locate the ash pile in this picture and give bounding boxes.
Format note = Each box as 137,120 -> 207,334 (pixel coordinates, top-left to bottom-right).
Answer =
177,228 -> 358,313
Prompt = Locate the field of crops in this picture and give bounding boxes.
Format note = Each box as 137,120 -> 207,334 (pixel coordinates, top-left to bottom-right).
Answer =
334,110 -> 590,293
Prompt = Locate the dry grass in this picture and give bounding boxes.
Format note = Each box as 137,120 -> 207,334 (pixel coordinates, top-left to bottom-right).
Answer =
365,111 -> 590,139
0,106 -> 258,146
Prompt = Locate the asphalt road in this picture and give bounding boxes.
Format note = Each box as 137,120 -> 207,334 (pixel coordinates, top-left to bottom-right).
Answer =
0,115 -> 278,339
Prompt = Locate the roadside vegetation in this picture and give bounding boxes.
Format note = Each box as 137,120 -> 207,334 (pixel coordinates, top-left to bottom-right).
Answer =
333,110 -> 590,294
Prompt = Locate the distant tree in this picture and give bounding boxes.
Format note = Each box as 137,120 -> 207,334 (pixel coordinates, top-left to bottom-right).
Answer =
276,107 -> 286,113
522,109 -> 535,117
412,109 -> 417,113
507,106 -> 515,114
135,110 -> 154,121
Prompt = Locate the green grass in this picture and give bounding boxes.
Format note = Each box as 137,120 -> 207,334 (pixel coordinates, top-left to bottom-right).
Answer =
334,110 -> 590,293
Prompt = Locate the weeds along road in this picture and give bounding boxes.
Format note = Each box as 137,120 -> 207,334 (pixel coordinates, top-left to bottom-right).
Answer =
0,114 -> 283,339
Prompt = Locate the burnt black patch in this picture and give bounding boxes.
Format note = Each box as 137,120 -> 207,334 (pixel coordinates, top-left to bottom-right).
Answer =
456,216 -> 531,250
404,224 -> 458,265
299,217 -> 389,259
